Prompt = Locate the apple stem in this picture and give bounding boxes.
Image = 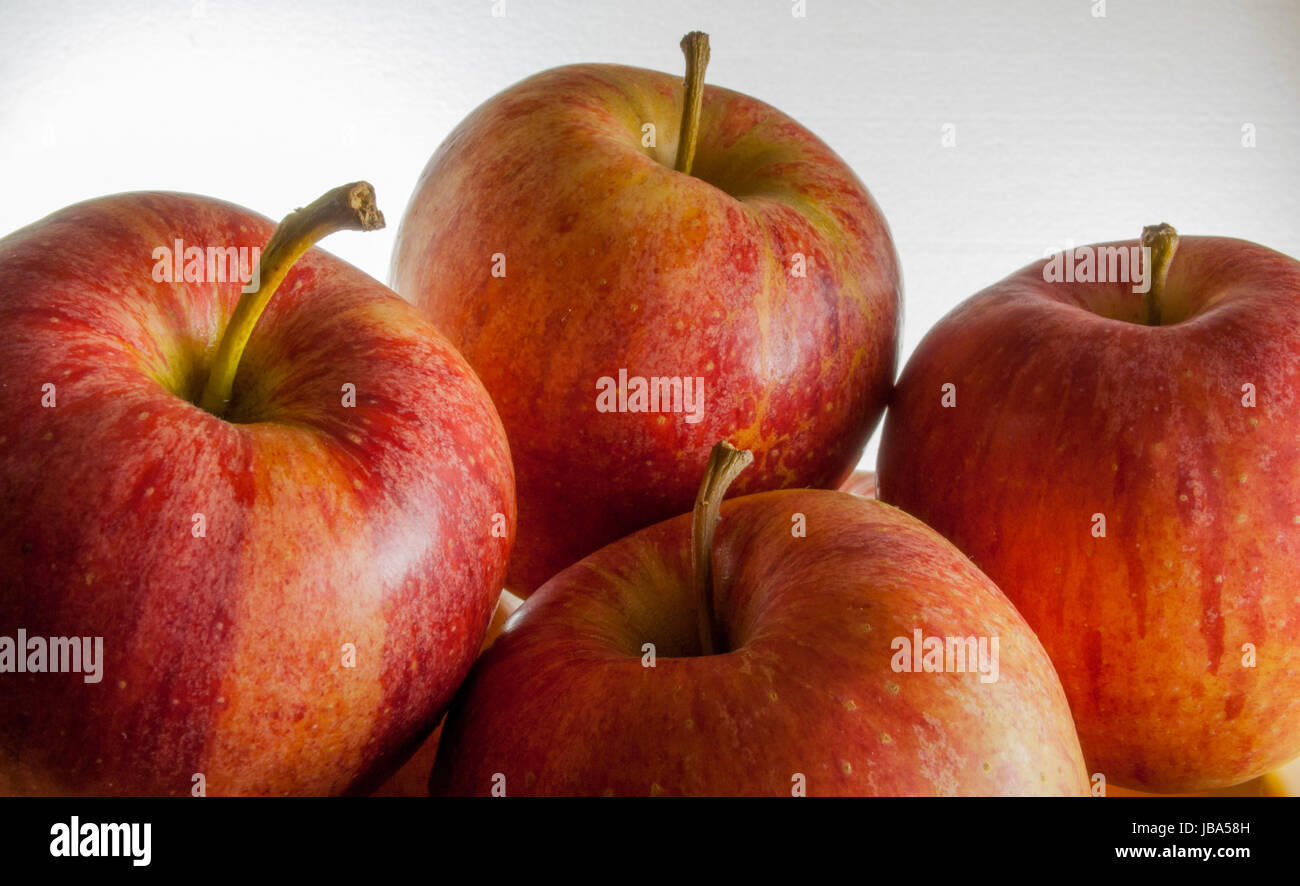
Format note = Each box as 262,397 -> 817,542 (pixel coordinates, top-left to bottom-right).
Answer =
1139,223 -> 1179,326
196,182 -> 385,418
673,31 -> 711,176
691,440 -> 753,656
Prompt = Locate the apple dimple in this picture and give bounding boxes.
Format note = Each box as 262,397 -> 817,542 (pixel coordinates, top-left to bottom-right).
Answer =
1039,235 -> 1282,328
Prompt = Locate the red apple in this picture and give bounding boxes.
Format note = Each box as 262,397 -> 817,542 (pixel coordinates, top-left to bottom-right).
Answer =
391,33 -> 901,594
370,589 -> 522,797
0,184 -> 515,795
877,225 -> 1300,792
430,442 -> 1088,796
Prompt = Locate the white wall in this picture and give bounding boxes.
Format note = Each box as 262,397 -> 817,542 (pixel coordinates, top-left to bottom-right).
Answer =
3,0 -> 1297,468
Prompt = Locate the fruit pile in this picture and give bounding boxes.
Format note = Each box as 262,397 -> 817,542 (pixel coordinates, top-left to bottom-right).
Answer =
1,33 -> 1296,797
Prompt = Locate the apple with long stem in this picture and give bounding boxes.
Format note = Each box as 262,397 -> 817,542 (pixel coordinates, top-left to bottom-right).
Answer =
391,32 -> 901,595
430,442 -> 1087,796
0,183 -> 515,795
878,224 -> 1300,792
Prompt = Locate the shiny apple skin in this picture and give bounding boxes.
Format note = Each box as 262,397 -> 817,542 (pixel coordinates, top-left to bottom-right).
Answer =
878,236 -> 1300,792
391,63 -> 901,594
430,490 -> 1088,796
0,192 -> 515,796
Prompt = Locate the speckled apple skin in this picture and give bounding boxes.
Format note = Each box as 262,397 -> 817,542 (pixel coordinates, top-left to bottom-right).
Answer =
431,490 -> 1088,796
878,236 -> 1300,792
391,64 -> 901,594
0,192 -> 515,796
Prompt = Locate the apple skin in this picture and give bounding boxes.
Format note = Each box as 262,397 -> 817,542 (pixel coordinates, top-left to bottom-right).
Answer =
1106,776 -> 1265,797
1104,752 -> 1298,795
0,192 -> 515,796
391,63 -> 901,595
430,489 -> 1088,796
877,235 -> 1300,792
370,589 -> 522,797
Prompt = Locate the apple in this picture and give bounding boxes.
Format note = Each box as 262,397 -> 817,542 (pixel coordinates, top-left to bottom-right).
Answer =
370,589 -> 522,797
430,442 -> 1088,796
877,225 -> 1300,792
391,32 -> 901,594
0,184 -> 515,795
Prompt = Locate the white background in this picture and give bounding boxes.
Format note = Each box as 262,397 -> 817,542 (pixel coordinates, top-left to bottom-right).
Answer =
3,0 -> 1297,468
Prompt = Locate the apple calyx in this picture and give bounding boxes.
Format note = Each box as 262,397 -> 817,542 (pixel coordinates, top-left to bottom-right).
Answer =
1139,222 -> 1179,326
197,182 -> 386,418
691,440 -> 753,655
673,31 -> 711,176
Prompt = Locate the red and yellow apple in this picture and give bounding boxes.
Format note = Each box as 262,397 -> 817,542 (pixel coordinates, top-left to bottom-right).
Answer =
430,443 -> 1087,796
0,184 -> 515,795
878,226 -> 1300,792
391,33 -> 901,594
